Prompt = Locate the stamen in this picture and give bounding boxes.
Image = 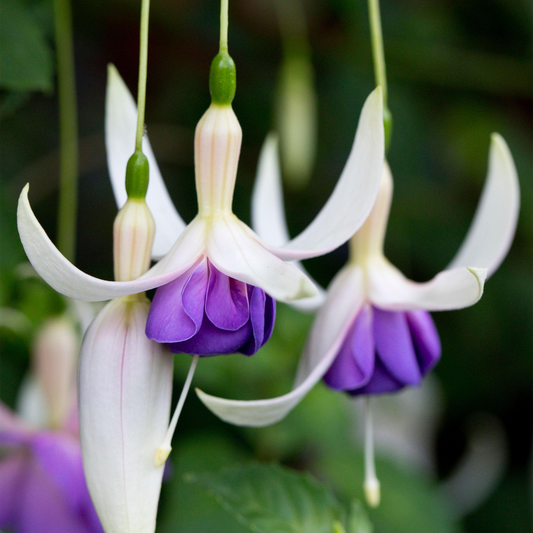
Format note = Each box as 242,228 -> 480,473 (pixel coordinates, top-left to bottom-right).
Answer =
363,397 -> 381,507
154,354 -> 199,467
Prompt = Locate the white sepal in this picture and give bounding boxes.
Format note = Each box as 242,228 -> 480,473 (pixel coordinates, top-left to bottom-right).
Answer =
17,185 -> 204,301
252,134 -> 290,246
196,265 -> 365,427
447,133 -> 520,278
106,64 -> 186,260
267,87 -> 385,261
251,134 -> 326,311
206,214 -> 317,303
79,296 -> 173,533
368,258 -> 487,311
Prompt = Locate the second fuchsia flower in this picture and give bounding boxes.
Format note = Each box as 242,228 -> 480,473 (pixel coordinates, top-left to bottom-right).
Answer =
195,132 -> 520,427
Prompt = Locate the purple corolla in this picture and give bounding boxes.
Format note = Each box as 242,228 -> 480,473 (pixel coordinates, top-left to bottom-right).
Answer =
146,258 -> 275,356
0,319 -> 103,533
323,304 -> 440,396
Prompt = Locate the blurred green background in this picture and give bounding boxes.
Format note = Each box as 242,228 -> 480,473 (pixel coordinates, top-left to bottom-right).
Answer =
0,0 -> 531,531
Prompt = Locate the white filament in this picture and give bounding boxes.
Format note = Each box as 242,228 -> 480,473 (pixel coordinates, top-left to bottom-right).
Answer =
154,354 -> 199,466
364,397 -> 381,507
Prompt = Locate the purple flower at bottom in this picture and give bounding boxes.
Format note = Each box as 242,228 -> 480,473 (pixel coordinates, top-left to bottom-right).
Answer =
146,258 -> 276,356
0,318 -> 104,533
0,408 -> 103,533
323,305 -> 441,395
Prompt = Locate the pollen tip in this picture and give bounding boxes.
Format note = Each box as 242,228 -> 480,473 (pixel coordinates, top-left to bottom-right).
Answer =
364,478 -> 381,508
154,445 -> 172,467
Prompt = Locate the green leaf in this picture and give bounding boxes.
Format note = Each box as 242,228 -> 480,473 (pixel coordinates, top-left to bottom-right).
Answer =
186,463 -> 346,533
0,0 -> 53,91
156,433 -> 251,533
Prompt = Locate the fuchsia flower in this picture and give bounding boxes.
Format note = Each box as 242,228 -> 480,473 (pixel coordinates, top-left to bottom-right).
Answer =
0,318 -> 103,533
194,133 -> 520,426
16,66 -> 384,360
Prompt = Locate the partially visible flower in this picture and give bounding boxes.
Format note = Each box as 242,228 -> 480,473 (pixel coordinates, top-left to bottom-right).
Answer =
273,0 -> 317,189
0,317 -> 103,533
194,132 -> 519,434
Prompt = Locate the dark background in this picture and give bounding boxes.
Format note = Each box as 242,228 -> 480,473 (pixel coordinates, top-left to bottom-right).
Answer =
1,0 -> 531,531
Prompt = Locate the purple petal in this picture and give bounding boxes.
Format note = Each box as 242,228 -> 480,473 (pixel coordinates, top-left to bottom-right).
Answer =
17,458 -> 91,533
31,431 -> 104,531
206,266 -> 249,331
373,307 -> 422,386
406,310 -> 442,374
350,358 -> 405,395
263,293 -> 276,343
30,431 -> 87,513
239,288 -> 276,356
0,454 -> 26,527
169,315 -> 253,356
324,304 -> 375,390
147,260 -> 208,342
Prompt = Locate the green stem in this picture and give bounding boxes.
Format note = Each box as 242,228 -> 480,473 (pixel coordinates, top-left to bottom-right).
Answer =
135,0 -> 151,152
53,0 -> 78,263
220,0 -> 228,52
273,0 -> 308,56
368,0 -> 388,107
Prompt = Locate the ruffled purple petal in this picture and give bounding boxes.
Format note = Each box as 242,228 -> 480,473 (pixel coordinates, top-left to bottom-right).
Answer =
146,260 -> 207,342
406,310 -> 442,374
206,267 -> 249,330
324,304 -> 442,397
169,316 -> 253,355
151,259 -> 276,356
239,288 -> 276,356
351,358 -> 405,395
324,304 -> 374,390
372,307 -> 422,386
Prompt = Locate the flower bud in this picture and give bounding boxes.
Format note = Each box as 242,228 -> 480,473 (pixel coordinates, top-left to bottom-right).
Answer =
32,317 -> 78,428
276,54 -> 317,189
113,199 -> 155,281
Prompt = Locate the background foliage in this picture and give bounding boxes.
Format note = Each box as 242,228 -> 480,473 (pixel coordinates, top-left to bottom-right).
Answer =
0,0 -> 531,531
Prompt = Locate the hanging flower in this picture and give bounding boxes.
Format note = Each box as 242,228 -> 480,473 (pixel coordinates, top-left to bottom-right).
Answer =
193,132 -> 520,426
17,61 -> 384,357
74,174 -> 173,533
0,318 -> 103,533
